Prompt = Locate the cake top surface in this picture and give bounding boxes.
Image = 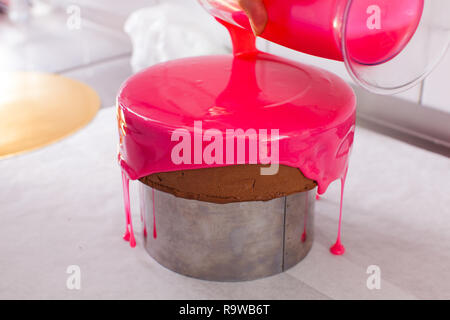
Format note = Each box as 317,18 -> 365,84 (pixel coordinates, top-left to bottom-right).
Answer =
117,52 -> 356,195
117,52 -> 355,134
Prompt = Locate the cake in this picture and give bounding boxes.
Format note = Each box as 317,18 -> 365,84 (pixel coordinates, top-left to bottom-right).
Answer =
116,20 -> 356,275
140,165 -> 317,204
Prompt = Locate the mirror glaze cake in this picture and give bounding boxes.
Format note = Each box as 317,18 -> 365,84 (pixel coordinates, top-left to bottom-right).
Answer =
116,20 -> 355,280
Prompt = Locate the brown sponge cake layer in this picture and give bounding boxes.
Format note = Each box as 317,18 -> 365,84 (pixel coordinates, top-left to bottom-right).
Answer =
139,165 -> 317,204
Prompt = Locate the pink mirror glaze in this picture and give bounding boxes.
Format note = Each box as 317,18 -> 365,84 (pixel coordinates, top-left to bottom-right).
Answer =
117,22 -> 356,254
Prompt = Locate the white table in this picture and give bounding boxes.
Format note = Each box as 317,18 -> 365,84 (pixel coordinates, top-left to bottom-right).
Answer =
1,107 -> 449,299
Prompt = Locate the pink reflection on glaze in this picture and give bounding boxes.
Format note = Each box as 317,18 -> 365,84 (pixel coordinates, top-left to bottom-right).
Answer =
152,189 -> 157,239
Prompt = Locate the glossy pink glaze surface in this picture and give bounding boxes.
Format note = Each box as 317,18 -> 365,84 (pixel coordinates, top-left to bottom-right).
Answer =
117,53 -> 356,195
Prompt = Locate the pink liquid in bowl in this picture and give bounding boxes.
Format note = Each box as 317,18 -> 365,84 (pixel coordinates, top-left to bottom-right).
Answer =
205,0 -> 424,65
345,0 -> 424,65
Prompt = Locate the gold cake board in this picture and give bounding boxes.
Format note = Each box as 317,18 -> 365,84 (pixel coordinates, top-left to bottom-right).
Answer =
0,72 -> 100,159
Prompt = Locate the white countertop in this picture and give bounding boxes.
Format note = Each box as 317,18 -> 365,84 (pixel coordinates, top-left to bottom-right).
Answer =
1,107 -> 449,300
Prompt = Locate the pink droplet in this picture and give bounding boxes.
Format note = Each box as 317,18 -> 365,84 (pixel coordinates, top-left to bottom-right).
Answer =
129,234 -> 137,248
301,232 -> 307,243
330,241 -> 345,255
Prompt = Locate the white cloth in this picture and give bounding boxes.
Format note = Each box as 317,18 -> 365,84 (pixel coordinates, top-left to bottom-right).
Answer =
1,107 -> 449,299
124,2 -> 230,72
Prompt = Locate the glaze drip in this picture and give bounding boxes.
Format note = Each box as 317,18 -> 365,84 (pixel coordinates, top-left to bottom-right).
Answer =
121,172 -> 136,248
330,170 -> 348,255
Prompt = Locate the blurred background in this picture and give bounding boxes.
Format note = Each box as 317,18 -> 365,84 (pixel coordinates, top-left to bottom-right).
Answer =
0,0 -> 231,107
